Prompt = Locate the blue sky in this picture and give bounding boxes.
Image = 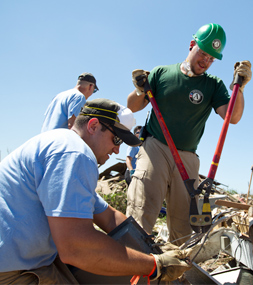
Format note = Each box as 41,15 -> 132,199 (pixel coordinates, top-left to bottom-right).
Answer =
0,0 -> 253,194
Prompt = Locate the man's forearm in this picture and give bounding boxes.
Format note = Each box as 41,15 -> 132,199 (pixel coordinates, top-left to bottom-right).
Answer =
93,206 -> 126,233
230,89 -> 244,124
51,217 -> 154,276
126,157 -> 133,170
127,90 -> 148,112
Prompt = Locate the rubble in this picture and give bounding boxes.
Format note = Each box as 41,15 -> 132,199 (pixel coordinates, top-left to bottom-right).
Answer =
96,163 -> 253,284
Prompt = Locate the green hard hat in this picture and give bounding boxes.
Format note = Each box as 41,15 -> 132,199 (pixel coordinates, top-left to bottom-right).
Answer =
193,23 -> 226,60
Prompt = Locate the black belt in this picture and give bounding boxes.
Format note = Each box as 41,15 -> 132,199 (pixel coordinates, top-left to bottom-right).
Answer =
146,133 -> 195,154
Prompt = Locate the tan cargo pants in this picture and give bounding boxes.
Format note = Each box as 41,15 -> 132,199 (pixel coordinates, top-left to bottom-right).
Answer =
0,256 -> 79,284
126,136 -> 200,246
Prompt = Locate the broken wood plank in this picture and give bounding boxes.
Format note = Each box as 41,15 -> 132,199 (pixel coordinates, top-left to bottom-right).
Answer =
248,206 -> 253,242
215,200 -> 250,211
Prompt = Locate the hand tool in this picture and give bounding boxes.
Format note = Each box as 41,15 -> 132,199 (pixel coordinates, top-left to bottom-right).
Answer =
197,73 -> 242,232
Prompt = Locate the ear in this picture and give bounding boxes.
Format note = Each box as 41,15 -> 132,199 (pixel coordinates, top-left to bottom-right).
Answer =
87,118 -> 100,134
89,84 -> 94,91
189,40 -> 196,50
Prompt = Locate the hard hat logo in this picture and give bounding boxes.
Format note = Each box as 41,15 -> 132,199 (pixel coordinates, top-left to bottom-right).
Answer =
212,39 -> 221,50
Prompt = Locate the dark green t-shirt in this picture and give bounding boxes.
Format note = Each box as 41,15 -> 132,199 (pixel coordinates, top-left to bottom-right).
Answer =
146,63 -> 230,152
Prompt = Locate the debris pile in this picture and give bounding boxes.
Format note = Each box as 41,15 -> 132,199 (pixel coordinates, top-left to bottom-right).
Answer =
97,163 -> 253,284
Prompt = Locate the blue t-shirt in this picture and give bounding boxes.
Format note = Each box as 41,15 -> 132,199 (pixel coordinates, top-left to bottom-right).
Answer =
0,129 -> 108,272
126,146 -> 140,170
41,88 -> 86,132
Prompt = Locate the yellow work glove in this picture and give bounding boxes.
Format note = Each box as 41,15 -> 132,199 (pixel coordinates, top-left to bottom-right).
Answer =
230,60 -> 252,93
151,247 -> 192,282
132,69 -> 150,96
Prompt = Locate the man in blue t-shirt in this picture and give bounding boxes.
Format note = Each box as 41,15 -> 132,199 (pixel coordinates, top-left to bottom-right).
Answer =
41,72 -> 99,132
0,99 -> 192,284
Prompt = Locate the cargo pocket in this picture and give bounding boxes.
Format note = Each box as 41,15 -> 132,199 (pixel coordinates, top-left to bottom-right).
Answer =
128,169 -> 147,209
131,169 -> 146,180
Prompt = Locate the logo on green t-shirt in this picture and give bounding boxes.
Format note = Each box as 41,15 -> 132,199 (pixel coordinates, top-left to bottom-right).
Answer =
189,90 -> 203,104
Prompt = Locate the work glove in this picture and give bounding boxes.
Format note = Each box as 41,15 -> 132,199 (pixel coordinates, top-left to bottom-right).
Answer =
150,247 -> 192,282
230,60 -> 252,93
130,169 -> 135,177
132,69 -> 150,96
160,241 -> 180,252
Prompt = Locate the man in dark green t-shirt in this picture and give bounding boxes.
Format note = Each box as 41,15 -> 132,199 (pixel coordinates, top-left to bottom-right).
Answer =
126,23 -> 252,246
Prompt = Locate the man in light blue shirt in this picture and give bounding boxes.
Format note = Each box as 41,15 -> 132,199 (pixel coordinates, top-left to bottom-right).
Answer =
41,72 -> 98,132
0,99 -> 192,284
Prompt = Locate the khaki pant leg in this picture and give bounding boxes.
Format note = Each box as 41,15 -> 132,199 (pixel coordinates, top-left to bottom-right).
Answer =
0,256 -> 79,285
166,150 -> 200,246
0,270 -> 38,284
126,137 -> 173,234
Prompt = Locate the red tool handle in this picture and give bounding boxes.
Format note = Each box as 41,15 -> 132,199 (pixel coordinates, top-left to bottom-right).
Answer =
208,74 -> 243,179
144,87 -> 189,181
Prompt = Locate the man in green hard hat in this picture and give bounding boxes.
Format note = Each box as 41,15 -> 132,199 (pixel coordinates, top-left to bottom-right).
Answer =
126,23 -> 252,246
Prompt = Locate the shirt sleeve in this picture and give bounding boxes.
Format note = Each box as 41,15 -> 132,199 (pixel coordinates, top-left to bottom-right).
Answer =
211,78 -> 230,111
36,152 -> 108,219
68,93 -> 87,119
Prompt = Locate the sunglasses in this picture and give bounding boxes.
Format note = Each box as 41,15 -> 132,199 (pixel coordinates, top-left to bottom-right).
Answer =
91,84 -> 98,94
196,47 -> 216,63
100,121 -> 123,146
